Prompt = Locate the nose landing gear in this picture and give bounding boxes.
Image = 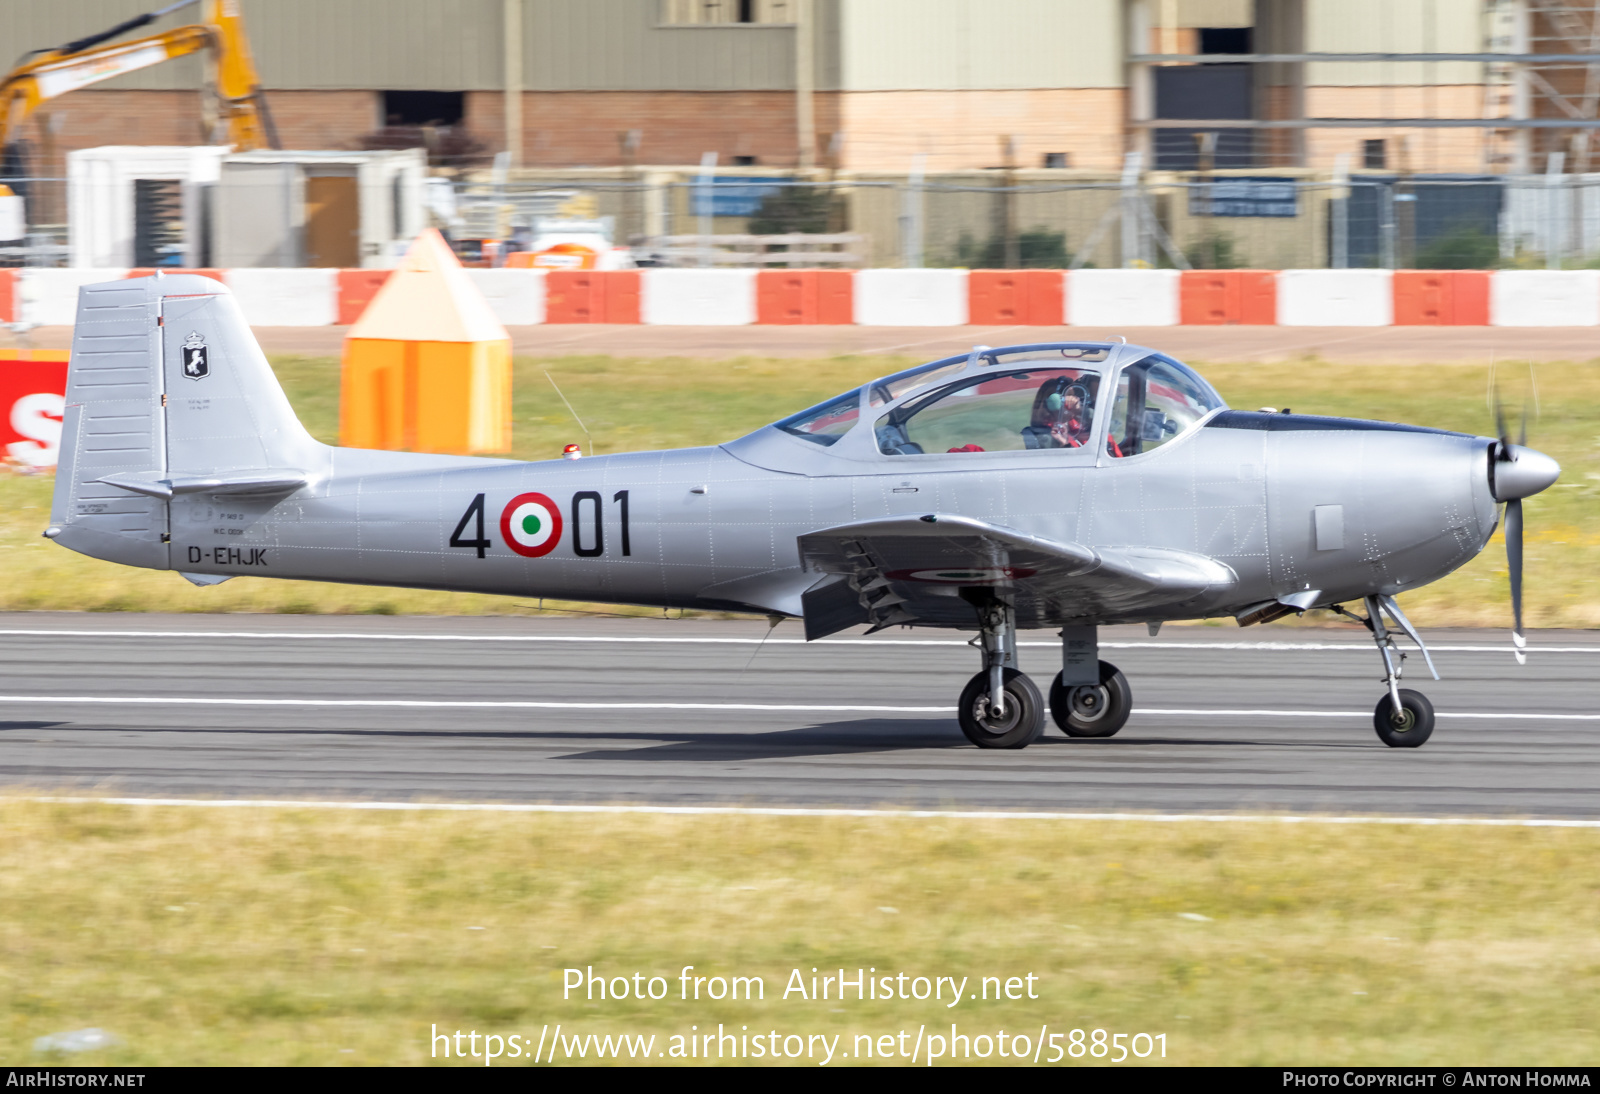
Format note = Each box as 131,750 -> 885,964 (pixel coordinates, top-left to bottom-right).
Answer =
1333,594 -> 1439,748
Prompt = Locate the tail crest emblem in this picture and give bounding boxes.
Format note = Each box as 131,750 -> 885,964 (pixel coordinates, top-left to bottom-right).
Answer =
181,331 -> 209,380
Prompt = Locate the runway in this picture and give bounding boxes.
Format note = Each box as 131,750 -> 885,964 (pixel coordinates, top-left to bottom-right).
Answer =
2,613 -> 1597,817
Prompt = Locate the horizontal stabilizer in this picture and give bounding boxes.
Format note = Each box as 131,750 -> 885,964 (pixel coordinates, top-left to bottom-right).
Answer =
98,469 -> 308,500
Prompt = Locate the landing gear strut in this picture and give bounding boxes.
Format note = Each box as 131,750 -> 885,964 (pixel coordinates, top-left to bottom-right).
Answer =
1333,594 -> 1439,749
956,598 -> 1045,749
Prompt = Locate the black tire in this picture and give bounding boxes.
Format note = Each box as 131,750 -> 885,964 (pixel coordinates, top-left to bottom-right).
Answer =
957,668 -> 1045,749
1049,660 -> 1133,738
1373,689 -> 1435,748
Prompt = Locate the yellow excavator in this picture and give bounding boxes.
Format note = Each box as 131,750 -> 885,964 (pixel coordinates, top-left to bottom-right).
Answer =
0,0 -> 279,162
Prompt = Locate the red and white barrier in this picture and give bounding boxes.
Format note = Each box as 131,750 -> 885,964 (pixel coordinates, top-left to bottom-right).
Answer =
968,270 -> 1065,325
641,269 -> 757,325
1490,270 -> 1600,327
4,262 -> 1588,469
1067,269 -> 1179,327
854,269 -> 968,326
1277,270 -> 1394,326
15,266 -> 1600,328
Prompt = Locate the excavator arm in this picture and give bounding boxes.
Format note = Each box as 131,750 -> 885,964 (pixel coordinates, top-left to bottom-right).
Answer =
0,0 -> 277,153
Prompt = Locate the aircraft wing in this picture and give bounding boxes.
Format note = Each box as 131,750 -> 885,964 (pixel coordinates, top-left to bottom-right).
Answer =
796,514 -> 1237,639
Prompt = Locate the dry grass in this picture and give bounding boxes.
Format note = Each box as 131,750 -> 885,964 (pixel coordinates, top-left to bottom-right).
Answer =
2,352 -> 1596,627
2,799 -> 1598,1066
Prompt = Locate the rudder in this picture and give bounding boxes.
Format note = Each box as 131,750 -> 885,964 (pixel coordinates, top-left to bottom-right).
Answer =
49,279 -> 167,568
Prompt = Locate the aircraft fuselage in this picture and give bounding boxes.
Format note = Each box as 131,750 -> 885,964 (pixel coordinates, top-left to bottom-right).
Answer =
162,416 -> 1500,626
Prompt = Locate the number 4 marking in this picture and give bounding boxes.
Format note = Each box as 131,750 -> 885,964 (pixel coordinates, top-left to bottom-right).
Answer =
450,493 -> 491,558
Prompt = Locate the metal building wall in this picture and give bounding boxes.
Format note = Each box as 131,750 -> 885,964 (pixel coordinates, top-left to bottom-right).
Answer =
245,0 -> 504,91
0,0 -> 504,90
1306,0 -> 1484,86
0,0 -> 832,92
836,0 -> 1124,90
524,0 -> 799,90
0,0 -> 1503,96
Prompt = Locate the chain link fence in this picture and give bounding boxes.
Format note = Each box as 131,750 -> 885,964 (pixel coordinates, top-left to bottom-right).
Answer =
10,166 -> 1600,271
422,169 -> 1600,272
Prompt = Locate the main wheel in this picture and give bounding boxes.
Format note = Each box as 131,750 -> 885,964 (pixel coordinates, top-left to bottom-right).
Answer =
1373,689 -> 1435,748
957,668 -> 1045,749
1049,660 -> 1133,738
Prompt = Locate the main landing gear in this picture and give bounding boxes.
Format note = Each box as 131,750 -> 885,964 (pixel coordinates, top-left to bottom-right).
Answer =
1331,594 -> 1439,749
956,603 -> 1132,750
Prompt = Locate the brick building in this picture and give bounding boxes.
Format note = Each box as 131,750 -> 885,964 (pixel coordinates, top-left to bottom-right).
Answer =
0,0 -> 1589,178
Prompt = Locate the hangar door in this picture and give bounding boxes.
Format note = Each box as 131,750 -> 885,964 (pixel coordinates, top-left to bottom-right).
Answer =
1153,64 -> 1255,170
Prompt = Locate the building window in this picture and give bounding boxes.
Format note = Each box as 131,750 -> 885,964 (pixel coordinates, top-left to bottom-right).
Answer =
732,154 -> 758,166
382,90 -> 465,127
1042,152 -> 1069,169
1363,139 -> 1387,170
1198,27 -> 1251,54
660,0 -> 793,25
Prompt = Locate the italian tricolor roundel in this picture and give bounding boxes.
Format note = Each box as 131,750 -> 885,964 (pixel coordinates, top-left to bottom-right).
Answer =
500,492 -> 563,557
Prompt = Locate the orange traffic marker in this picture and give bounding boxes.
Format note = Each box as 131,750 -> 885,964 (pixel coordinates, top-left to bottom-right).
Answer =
340,229 -> 511,454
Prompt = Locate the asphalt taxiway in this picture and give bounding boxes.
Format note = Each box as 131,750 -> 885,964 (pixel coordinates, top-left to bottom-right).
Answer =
1,613 -> 1596,817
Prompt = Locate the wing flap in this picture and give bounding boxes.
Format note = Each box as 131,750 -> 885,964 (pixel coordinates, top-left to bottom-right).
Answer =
797,514 -> 1235,631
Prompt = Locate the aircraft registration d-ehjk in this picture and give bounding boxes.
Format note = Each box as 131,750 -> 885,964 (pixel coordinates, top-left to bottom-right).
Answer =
47,275 -> 1560,749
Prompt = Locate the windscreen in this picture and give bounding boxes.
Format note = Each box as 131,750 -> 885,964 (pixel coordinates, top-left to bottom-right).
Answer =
1107,355 -> 1224,458
775,388 -> 863,446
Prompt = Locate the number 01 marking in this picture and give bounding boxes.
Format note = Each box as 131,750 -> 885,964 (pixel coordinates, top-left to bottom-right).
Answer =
613,489 -> 630,556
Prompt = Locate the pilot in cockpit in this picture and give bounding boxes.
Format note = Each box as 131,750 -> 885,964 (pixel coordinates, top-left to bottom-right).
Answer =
1021,376 -> 1092,449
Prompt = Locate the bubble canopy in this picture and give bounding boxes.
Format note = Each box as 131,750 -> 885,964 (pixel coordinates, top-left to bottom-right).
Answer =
770,343 -> 1225,457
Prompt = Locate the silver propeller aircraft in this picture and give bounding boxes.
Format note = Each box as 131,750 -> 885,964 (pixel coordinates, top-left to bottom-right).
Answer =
48,275 -> 1560,749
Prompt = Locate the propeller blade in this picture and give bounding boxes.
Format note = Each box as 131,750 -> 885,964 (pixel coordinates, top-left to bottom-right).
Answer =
1506,497 -> 1526,665
1518,403 -> 1528,449
1494,393 -> 1509,456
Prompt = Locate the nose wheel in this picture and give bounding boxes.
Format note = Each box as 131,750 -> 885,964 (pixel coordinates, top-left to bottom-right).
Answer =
1048,660 -> 1133,738
1373,688 -> 1435,748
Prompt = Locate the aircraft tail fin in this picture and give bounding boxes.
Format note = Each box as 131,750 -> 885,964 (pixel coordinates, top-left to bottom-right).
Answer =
48,274 -> 324,569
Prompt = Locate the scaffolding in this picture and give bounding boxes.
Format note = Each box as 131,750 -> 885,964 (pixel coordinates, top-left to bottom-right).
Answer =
1125,0 -> 1600,175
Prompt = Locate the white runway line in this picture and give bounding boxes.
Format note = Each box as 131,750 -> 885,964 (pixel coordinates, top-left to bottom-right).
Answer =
21,795 -> 1600,828
0,695 -> 952,713
0,628 -> 1594,654
0,694 -> 1596,718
